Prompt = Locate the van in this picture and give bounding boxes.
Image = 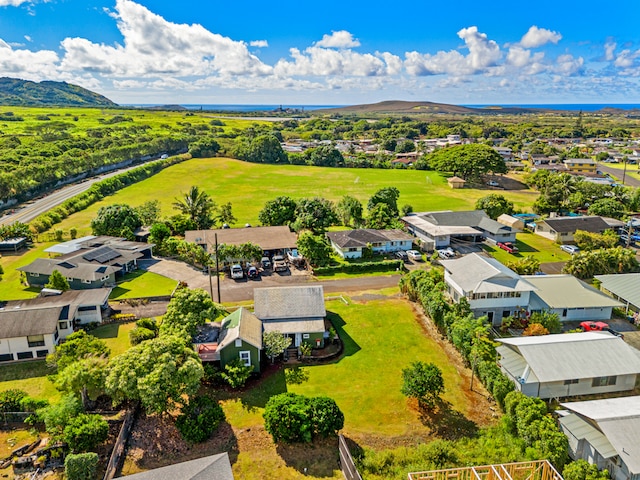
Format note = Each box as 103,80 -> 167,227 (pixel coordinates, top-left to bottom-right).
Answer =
230,264 -> 243,279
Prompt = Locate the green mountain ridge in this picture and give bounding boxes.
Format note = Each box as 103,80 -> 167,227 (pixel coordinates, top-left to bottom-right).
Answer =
0,77 -> 117,107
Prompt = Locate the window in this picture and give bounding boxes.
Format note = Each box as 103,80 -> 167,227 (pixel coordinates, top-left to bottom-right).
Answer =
59,321 -> 69,330
78,306 -> 97,312
235,339 -> 242,348
0,354 -> 13,362
82,279 -> 92,284
36,349 -> 48,358
592,376 -> 617,387
27,335 -> 45,348
564,379 -> 579,385
239,351 -> 251,367
17,351 -> 34,360
32,273 -> 39,277
303,334 -> 310,339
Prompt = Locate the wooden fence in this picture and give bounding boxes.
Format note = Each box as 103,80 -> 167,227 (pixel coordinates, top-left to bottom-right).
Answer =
338,435 -> 363,480
103,407 -> 137,480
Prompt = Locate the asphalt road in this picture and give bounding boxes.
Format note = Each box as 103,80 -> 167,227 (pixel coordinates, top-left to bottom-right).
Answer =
0,159 -> 163,227
597,163 -> 640,188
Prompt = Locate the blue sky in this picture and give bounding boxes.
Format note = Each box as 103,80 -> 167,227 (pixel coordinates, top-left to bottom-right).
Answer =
1,0 -> 639,105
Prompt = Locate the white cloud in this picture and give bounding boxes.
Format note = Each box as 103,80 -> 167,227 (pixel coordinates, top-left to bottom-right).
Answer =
250,40 -> 268,48
0,0 -> 31,6
404,26 -> 501,76
555,54 -> 584,76
604,41 -> 616,61
520,26 -> 562,48
0,39 -> 59,78
315,30 -> 360,48
24,35 -> 31,42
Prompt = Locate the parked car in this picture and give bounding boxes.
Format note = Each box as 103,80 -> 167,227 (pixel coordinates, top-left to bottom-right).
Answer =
580,321 -> 609,332
287,248 -> 304,264
272,255 -> 288,272
230,264 -> 244,279
486,180 -> 500,187
560,244 -> 580,254
260,256 -> 271,269
437,248 -> 455,260
497,242 -> 519,254
247,266 -> 259,279
407,250 -> 423,261
395,250 -> 409,261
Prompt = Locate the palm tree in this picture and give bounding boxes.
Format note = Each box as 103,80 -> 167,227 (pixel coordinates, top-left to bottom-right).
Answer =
172,186 -> 215,229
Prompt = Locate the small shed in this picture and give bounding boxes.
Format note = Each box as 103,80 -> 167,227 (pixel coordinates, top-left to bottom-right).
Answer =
0,237 -> 28,253
497,214 -> 525,231
447,176 -> 466,189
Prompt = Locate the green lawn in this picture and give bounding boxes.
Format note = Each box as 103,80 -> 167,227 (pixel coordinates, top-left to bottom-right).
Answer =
51,157 -> 539,237
598,162 -> 640,182
483,231 -> 571,264
218,296 -> 471,438
109,270 -> 177,299
0,360 -> 59,402
91,322 -> 136,357
0,242 -> 56,300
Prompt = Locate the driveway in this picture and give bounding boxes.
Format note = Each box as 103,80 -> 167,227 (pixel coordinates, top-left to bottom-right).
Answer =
596,163 -> 640,188
139,258 -> 403,304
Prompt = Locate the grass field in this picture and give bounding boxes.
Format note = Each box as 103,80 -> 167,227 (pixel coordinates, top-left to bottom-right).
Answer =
92,322 -> 136,357
50,157 -> 539,237
109,270 -> 177,299
0,360 -> 58,402
482,231 -> 571,264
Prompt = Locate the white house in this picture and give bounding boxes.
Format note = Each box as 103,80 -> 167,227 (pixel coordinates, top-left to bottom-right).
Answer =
440,253 -> 536,326
558,396 -> 640,480
523,274 -> 623,322
0,288 -> 111,363
497,332 -> 640,399
325,229 -> 413,259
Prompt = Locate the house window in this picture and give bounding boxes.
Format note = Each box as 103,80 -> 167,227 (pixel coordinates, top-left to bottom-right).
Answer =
59,321 -> 69,330
36,350 -> 48,358
564,379 -> 579,385
239,351 -> 251,367
235,339 -> 242,348
0,354 -> 13,362
17,351 -> 34,360
592,376 -> 617,387
78,306 -> 97,312
32,273 -> 39,277
27,335 -> 45,348
82,279 -> 92,284
303,334 -> 310,339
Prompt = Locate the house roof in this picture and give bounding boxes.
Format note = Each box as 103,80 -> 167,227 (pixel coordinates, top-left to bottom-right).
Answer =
185,226 -> 297,251
326,229 -> 413,249
254,285 -> 325,321
497,332 -> 640,383
558,414 -> 618,461
17,258 -> 120,281
522,274 -> 623,309
559,396 -> 640,474
403,210 -> 516,237
115,452 -> 234,480
218,307 -> 263,351
262,318 -> 326,335
540,216 -> 611,233
564,158 -> 597,165
441,253 -> 536,294
595,273 -> 640,309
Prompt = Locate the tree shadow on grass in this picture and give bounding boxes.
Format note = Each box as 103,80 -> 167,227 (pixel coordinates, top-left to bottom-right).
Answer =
275,436 -> 341,478
236,365 -> 288,413
284,366 -> 309,385
326,311 -> 361,361
418,398 -> 478,440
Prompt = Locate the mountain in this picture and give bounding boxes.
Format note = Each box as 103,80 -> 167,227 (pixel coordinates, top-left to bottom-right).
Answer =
0,77 -> 117,107
319,100 -> 546,115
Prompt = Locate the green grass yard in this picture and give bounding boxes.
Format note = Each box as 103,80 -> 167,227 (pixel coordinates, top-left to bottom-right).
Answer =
0,360 -> 58,402
483,231 -> 571,264
109,270 -> 177,299
91,322 -> 136,357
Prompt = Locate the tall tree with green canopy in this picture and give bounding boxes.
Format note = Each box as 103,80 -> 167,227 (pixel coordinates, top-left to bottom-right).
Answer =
172,186 -> 215,230
258,196 -> 297,226
90,203 -> 142,237
105,335 -> 204,414
401,361 -> 445,409
428,144 -> 507,182
367,187 -> 400,217
55,357 -> 108,409
296,231 -> 332,267
235,134 -> 287,164
475,194 -> 514,220
46,330 -> 109,371
336,195 -> 364,227
45,269 -> 70,292
291,197 -> 338,233
160,287 -> 226,339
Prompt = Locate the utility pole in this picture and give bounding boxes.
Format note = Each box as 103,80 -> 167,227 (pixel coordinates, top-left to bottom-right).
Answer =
215,233 -> 221,303
205,232 -> 214,300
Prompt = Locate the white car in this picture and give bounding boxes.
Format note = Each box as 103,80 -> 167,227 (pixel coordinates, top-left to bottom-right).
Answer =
406,250 -> 423,261
230,264 -> 244,279
437,248 -> 455,260
560,245 -> 580,255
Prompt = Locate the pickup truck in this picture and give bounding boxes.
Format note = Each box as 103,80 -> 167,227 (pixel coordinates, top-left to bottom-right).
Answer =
272,255 -> 288,272
497,242 -> 519,254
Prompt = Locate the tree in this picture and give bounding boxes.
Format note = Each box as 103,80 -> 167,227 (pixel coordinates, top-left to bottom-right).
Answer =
176,396 -> 225,443
189,138 -> 220,158
37,394 -> 83,436
0,389 -> 27,412
309,396 -> 344,438
258,196 -> 297,226
135,200 -> 161,226
304,144 -> 344,167
235,134 -> 287,164
45,269 -> 70,291
563,247 -> 639,279
91,203 -> 142,237
401,361 -> 445,409
291,197 -> 338,233
529,311 -> 562,334
172,186 -> 215,230
563,460 -> 609,480
105,335 -> 204,414
46,330 -> 109,371
368,187 -> 400,217
160,287 -> 226,339
214,202 -> 237,227
428,144 -> 507,181
296,231 -> 332,267
475,194 -> 515,220
221,357 -> 253,389
149,222 -> 171,245
54,357 -> 107,409
366,203 -> 401,229
63,414 -> 109,452
506,256 -> 540,275
336,195 -> 364,227
587,198 -> 626,219
65,452 -> 99,480
573,230 -> 619,251
263,331 -> 292,363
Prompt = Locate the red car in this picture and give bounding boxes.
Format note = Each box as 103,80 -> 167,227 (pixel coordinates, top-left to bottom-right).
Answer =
580,321 -> 609,331
497,242 -> 519,254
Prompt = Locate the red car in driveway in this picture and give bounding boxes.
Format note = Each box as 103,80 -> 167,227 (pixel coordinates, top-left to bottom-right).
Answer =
497,242 -> 519,254
580,321 -> 609,331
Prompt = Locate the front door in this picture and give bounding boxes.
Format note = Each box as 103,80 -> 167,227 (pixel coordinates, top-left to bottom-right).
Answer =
295,333 -> 302,347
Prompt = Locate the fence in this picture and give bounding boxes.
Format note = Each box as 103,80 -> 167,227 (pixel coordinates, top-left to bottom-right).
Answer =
338,435 -> 363,480
103,407 -> 137,480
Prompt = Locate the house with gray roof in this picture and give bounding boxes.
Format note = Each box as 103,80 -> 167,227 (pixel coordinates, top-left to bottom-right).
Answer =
558,396 -> 640,480
186,225 -> 298,257
254,285 -> 327,349
497,332 -> 640,399
595,273 -> 640,319
326,228 -> 413,259
18,258 -> 119,290
0,288 -> 111,363
440,253 -> 536,326
534,216 -> 613,244
115,452 -> 234,480
402,210 -> 518,250
524,274 -> 623,323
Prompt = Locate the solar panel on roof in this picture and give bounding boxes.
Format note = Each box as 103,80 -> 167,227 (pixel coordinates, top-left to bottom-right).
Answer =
58,262 -> 76,269
83,246 -> 120,263
96,266 -> 108,274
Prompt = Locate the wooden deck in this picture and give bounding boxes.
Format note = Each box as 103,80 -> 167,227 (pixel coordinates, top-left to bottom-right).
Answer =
408,460 -> 563,480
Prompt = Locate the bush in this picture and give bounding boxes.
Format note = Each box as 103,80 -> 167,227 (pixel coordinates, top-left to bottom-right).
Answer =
401,361 -> 445,409
175,396 -> 225,443
563,459 -> 609,480
313,259 -> 404,275
0,389 -> 27,412
129,326 -> 157,345
65,452 -> 99,480
221,358 -> 253,389
63,414 -> 109,452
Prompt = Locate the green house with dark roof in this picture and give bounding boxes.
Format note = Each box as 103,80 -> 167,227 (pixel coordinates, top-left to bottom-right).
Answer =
196,307 -> 263,373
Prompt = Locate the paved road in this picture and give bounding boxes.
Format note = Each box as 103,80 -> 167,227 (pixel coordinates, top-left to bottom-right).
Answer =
0,159 -> 164,227
597,163 -> 640,188
139,258 -> 403,304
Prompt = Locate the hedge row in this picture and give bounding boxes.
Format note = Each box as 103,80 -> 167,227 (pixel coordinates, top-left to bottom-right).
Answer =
30,154 -> 189,233
313,259 -> 404,275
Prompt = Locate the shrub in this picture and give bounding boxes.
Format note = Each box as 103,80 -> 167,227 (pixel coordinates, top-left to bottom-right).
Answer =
563,459 -> 609,480
175,396 -> 225,443
309,396 -> 344,438
129,327 -> 156,345
65,452 -> 99,480
63,414 -> 109,452
221,358 -> 253,389
401,361 -> 445,409
0,389 -> 27,412
313,259 -> 404,275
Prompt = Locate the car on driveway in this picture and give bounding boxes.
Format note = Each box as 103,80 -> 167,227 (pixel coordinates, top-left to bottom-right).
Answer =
497,242 -> 519,254
580,321 -> 609,331
230,264 -> 244,280
437,247 -> 455,260
272,255 -> 288,272
395,250 -> 409,261
247,266 -> 259,279
407,250 -> 423,261
560,244 -> 580,255
260,256 -> 271,269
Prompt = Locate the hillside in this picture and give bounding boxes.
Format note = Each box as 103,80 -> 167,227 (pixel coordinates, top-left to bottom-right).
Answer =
319,100 -> 546,115
0,77 -> 117,107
